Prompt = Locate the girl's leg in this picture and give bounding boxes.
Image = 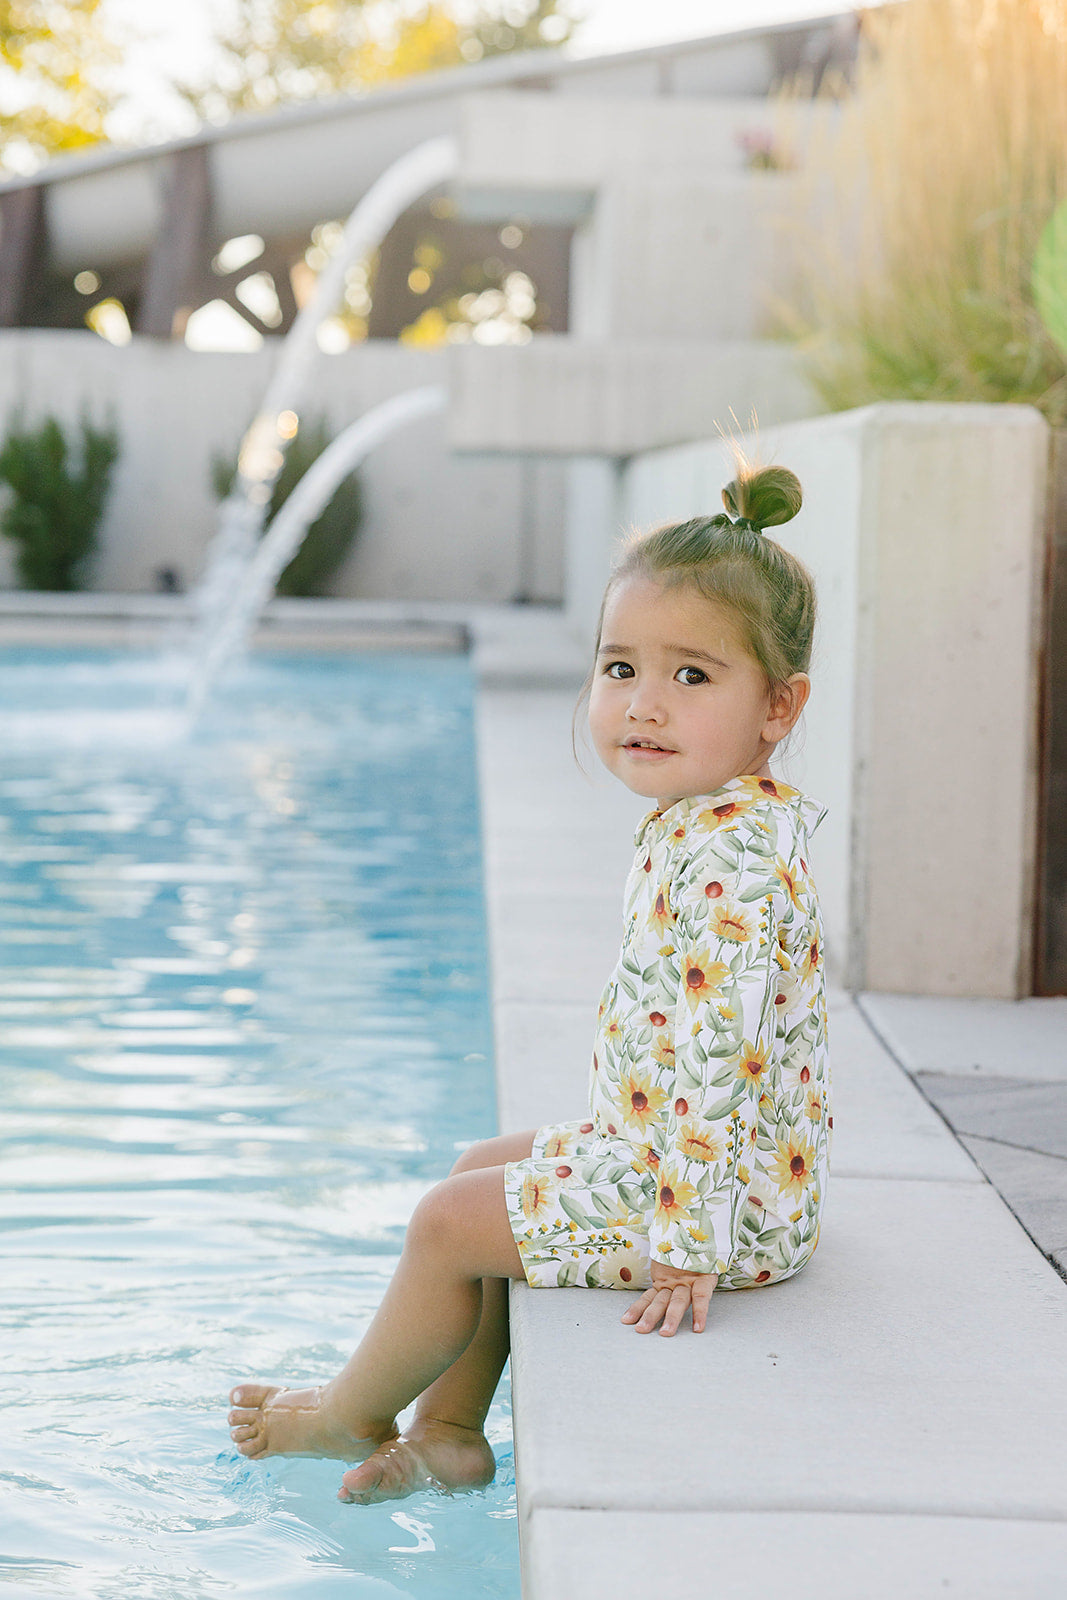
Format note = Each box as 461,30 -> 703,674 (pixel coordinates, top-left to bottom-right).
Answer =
411,1131 -> 535,1429
228,1131 -> 536,1501
339,1131 -> 535,1503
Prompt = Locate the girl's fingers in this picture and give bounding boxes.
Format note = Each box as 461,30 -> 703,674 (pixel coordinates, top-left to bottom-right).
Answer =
620,1288 -> 657,1324
622,1273 -> 717,1334
658,1284 -> 691,1338
623,1286 -> 672,1333
690,1278 -> 716,1333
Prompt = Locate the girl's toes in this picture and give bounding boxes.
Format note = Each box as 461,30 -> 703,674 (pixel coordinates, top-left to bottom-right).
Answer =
229,1383 -> 278,1409
339,1459 -> 386,1503
230,1423 -> 258,1443
228,1406 -> 258,1426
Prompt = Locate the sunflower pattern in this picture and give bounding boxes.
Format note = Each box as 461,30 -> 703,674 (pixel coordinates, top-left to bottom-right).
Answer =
504,774 -> 831,1292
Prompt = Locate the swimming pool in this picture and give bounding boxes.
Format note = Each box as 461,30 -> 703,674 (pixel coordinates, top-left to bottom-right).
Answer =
0,649 -> 519,1598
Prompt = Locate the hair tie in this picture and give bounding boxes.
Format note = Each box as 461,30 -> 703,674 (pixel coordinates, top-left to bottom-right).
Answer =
712,509 -> 765,538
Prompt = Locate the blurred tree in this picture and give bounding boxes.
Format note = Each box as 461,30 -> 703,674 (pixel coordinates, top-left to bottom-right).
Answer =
183,0 -> 579,122
0,0 -> 119,173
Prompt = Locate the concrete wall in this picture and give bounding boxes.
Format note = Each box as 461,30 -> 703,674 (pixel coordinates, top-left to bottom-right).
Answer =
448,338 -> 816,455
587,403 -> 1049,999
0,330 -> 565,600
458,92 -> 829,343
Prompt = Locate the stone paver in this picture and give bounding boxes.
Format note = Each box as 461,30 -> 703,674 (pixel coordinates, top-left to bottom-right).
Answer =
828,997 -> 980,1182
915,1074 -> 1067,1159
860,995 -> 1067,1280
860,993 -> 1067,1080
950,1131 -> 1067,1274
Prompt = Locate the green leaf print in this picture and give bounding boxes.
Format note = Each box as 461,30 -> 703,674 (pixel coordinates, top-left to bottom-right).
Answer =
617,1182 -> 647,1211
703,1092 -> 746,1121
557,1259 -> 580,1288
677,1060 -> 707,1096
559,1192 -> 595,1229
744,834 -> 775,859
738,881 -> 774,903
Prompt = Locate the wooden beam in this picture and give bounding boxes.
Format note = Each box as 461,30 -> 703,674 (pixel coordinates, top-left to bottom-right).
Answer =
0,186 -> 47,327
137,145 -> 212,338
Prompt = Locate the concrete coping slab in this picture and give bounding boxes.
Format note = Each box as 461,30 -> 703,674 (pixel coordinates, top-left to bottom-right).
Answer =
527,1509 -> 1067,1600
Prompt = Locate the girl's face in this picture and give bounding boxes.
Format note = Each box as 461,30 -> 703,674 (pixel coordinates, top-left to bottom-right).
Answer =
587,576 -> 808,809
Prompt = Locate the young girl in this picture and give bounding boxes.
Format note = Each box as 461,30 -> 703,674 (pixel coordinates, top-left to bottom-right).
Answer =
228,460 -> 830,1508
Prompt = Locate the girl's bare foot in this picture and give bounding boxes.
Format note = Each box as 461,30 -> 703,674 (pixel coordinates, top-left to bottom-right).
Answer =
228,1382 -> 395,1462
338,1417 -> 497,1505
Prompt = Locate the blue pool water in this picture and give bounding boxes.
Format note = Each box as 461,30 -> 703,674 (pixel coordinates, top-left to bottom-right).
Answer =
0,650 -> 518,1598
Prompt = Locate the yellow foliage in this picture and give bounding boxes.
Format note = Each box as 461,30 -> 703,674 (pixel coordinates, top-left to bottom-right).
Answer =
356,10 -> 464,83
399,305 -> 450,347
0,0 -> 118,170
184,1 -> 575,123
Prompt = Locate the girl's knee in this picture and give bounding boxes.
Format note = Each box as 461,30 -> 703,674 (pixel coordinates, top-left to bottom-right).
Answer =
449,1139 -> 498,1176
449,1130 -> 536,1176
407,1174 -> 469,1252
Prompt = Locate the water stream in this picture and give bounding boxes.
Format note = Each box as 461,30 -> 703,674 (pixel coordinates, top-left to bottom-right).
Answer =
190,136 -> 458,701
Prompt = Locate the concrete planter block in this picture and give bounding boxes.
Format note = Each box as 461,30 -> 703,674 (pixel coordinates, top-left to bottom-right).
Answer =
618,403 -> 1050,997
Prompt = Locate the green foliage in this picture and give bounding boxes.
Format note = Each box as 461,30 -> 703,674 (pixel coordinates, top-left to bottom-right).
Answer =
212,418 -> 362,597
1033,198 -> 1067,366
0,414 -> 118,590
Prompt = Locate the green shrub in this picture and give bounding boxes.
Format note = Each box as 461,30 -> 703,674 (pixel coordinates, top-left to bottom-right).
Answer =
0,414 -> 119,590
212,417 -> 363,597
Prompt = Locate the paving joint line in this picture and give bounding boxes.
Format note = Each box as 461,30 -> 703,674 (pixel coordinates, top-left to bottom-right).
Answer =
853,995 -> 1067,1285
956,1131 -> 1067,1167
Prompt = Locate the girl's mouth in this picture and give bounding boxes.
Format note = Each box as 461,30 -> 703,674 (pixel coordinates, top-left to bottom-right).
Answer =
623,739 -> 676,756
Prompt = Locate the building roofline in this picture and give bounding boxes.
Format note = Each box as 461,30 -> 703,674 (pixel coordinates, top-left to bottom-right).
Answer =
0,8 -> 856,196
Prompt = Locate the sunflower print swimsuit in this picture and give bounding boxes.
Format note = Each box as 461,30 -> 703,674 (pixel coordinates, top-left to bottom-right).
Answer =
503,774 -> 831,1291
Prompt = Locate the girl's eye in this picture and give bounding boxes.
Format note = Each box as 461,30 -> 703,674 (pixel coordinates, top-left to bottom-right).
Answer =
604,661 -> 634,680
675,666 -> 708,686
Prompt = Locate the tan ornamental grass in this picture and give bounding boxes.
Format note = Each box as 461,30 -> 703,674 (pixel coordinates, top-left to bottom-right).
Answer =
780,0 -> 1067,422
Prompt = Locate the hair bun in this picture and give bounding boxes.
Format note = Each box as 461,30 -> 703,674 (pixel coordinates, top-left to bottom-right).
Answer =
721,465 -> 803,530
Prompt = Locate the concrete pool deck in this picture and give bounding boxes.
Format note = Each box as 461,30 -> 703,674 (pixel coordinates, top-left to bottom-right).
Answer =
474,664 -> 1067,1598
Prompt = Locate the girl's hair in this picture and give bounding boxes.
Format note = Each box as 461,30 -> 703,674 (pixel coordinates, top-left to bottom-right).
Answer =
591,462 -> 816,691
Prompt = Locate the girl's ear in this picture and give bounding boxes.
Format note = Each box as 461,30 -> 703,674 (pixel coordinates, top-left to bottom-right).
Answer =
763,673 -> 811,745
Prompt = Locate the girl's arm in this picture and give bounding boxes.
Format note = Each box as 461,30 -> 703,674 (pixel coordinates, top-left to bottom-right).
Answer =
646,819 -> 788,1284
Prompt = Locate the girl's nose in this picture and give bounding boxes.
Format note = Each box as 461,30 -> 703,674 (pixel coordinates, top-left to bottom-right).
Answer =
626,683 -> 665,722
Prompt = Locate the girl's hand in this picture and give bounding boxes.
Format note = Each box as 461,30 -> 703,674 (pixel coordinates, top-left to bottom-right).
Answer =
620,1261 -> 718,1336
